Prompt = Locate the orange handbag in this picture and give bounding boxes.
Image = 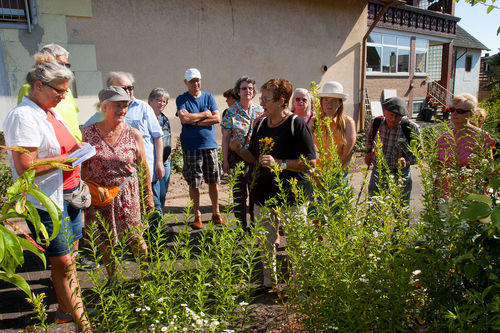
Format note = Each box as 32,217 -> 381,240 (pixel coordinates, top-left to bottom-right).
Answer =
85,171 -> 135,207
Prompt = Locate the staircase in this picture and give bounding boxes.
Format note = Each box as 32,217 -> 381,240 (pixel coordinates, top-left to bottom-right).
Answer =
426,80 -> 453,118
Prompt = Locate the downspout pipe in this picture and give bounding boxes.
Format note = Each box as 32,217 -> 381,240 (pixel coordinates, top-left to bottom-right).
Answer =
359,0 -> 404,131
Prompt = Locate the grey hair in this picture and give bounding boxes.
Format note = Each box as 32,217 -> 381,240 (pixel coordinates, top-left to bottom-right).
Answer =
148,87 -> 170,102
233,76 -> 256,100
290,88 -> 312,113
40,43 -> 69,58
106,71 -> 135,87
26,61 -> 74,87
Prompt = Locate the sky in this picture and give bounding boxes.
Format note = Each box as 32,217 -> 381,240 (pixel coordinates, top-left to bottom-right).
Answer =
454,0 -> 500,55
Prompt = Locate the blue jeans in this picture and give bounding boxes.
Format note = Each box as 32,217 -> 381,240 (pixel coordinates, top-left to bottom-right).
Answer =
28,193 -> 82,257
308,171 -> 348,224
368,166 -> 412,206
152,160 -> 172,212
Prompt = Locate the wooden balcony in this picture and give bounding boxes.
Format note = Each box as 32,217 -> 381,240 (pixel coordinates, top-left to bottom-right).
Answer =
368,0 -> 460,38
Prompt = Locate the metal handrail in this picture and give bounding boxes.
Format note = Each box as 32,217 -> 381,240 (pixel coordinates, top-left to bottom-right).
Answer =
427,80 -> 453,107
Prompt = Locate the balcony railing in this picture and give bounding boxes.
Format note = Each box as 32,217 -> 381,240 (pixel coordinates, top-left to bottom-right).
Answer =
368,0 -> 460,38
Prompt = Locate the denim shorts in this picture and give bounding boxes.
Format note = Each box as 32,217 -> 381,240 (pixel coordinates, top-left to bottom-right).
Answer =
27,187 -> 83,257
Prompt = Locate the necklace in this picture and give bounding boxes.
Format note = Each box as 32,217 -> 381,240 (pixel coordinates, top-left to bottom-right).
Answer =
268,112 -> 290,127
101,123 -> 123,138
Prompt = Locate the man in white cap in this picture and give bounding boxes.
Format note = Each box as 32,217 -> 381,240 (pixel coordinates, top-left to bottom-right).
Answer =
365,96 -> 420,207
176,68 -> 224,229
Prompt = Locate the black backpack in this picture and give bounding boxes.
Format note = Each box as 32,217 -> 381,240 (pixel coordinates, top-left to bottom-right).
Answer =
368,116 -> 414,146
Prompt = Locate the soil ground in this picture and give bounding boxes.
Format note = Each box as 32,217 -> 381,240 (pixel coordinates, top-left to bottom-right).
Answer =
0,153 -> 425,332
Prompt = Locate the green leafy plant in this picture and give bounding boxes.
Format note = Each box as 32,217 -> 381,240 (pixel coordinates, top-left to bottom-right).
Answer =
170,138 -> 184,173
0,145 -> 69,296
80,163 -> 263,332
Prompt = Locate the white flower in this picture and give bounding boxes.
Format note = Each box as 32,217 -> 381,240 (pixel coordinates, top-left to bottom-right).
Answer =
180,303 -> 187,307
412,270 -> 422,276
196,319 -> 203,326
157,297 -> 165,302
142,308 -> 146,312
161,327 -> 168,332
231,295 -> 236,300
239,301 -> 249,307
155,320 -> 160,324
210,320 -> 220,330
170,321 -> 175,325
150,324 -> 155,327
200,311 -> 205,317
359,278 -> 369,283
128,293 -> 135,297
182,328 -> 188,332
158,310 -> 164,315
135,307 -> 142,312
173,315 -> 177,319
145,306 -> 151,311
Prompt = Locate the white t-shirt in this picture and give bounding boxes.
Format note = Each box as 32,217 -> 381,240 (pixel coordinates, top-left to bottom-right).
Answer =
3,96 -> 64,211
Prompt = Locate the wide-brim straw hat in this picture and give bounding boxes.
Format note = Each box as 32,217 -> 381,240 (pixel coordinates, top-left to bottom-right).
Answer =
317,81 -> 348,101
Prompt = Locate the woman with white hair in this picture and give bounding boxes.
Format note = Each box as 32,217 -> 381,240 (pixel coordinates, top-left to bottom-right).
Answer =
290,88 -> 314,128
17,43 -> 82,141
4,56 -> 92,331
82,87 -> 154,279
436,93 -> 495,197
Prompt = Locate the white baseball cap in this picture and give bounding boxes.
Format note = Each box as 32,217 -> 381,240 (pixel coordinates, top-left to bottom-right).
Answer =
185,68 -> 202,81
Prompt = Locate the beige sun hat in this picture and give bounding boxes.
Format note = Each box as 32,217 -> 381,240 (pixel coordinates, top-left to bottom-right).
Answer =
317,81 -> 348,101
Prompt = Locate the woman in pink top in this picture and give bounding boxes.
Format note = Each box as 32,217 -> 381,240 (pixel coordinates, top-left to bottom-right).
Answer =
436,93 -> 494,197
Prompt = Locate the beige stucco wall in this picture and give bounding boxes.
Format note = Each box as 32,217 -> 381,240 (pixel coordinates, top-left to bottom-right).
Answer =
66,0 -> 367,138
0,0 -> 101,130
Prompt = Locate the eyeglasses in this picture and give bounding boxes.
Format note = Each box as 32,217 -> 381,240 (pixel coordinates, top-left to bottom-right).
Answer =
121,85 -> 134,92
295,97 -> 308,103
259,96 -> 274,104
450,107 -> 472,114
44,83 -> 68,95
240,87 -> 254,91
58,62 -> 71,69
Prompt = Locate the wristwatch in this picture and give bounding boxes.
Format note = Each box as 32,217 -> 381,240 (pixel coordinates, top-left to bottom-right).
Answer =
280,160 -> 287,170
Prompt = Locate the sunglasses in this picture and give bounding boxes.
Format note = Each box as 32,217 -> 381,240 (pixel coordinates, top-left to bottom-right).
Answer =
450,107 -> 472,114
295,97 -> 308,103
58,62 -> 71,69
121,85 -> 134,92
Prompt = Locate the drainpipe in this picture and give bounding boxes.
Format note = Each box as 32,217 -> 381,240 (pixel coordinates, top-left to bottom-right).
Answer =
359,0 -> 404,131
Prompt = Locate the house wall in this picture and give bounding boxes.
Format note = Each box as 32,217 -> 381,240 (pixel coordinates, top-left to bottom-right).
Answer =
366,76 -> 427,106
0,0 -> 102,131
65,0 -> 367,137
453,47 -> 481,98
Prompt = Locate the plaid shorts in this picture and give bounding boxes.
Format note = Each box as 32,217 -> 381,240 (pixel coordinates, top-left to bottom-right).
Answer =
182,148 -> 221,188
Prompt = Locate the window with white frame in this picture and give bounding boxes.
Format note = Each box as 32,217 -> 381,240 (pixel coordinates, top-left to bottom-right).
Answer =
367,32 -> 429,75
367,33 -> 410,74
415,39 -> 428,73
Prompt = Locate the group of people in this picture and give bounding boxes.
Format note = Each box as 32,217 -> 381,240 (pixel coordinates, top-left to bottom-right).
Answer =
3,42 -> 496,330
